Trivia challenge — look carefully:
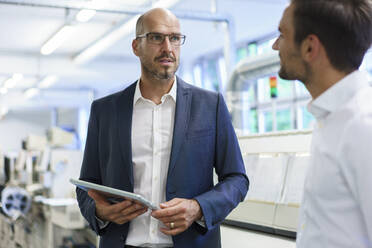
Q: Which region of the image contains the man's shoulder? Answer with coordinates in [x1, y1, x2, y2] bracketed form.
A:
[354, 86, 372, 113]
[92, 81, 136, 107]
[342, 86, 372, 132]
[178, 78, 219, 99]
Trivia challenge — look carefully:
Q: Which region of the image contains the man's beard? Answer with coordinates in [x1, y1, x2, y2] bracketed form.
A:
[278, 53, 296, 80]
[277, 53, 309, 84]
[278, 66, 294, 80]
[144, 64, 177, 80]
[143, 54, 179, 80]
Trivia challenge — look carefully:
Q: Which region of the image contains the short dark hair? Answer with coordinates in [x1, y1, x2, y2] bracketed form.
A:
[291, 0, 372, 72]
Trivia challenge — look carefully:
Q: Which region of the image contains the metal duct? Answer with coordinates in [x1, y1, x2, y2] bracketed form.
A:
[225, 51, 280, 133]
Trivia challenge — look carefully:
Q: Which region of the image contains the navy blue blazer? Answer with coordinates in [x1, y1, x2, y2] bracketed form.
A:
[77, 77, 249, 248]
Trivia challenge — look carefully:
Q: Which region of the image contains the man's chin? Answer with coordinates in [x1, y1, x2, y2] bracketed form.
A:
[144, 63, 177, 80]
[156, 71, 175, 80]
[278, 68, 295, 81]
[160, 68, 177, 79]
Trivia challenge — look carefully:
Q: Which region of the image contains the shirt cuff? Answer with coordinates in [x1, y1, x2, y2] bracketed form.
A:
[95, 215, 109, 229]
[195, 215, 206, 228]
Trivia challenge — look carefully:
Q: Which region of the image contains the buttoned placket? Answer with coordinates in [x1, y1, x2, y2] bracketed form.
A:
[150, 98, 167, 241]
[126, 80, 176, 247]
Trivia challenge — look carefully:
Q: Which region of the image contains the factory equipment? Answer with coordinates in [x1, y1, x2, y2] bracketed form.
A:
[47, 127, 75, 148]
[24, 134, 48, 151]
[1, 186, 31, 220]
[0, 128, 94, 248]
[0, 149, 5, 185]
[225, 51, 280, 134]
[221, 50, 313, 238]
[224, 130, 312, 238]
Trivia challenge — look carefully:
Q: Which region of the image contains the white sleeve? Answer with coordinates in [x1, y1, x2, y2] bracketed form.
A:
[342, 116, 372, 240]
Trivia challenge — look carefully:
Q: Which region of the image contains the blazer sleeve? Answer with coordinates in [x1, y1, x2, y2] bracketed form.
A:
[194, 93, 249, 231]
[76, 101, 107, 235]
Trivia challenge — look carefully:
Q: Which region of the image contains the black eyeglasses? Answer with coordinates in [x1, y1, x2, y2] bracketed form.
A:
[136, 32, 186, 46]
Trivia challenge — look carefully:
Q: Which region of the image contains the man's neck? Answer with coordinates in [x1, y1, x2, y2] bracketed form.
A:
[305, 65, 351, 99]
[139, 75, 175, 105]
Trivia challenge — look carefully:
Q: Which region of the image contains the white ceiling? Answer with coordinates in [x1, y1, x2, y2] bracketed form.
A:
[0, 0, 288, 110]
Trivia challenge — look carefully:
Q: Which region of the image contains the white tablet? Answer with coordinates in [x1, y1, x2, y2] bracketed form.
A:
[70, 178, 158, 210]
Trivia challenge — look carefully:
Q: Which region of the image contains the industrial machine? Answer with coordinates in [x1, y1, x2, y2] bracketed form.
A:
[223, 52, 312, 238]
[0, 127, 95, 248]
[224, 130, 311, 238]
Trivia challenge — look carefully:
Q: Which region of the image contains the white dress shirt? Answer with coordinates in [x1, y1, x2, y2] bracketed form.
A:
[125, 79, 176, 247]
[297, 71, 372, 248]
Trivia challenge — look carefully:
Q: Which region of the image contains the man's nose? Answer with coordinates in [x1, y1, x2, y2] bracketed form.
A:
[272, 37, 279, 51]
[161, 36, 173, 52]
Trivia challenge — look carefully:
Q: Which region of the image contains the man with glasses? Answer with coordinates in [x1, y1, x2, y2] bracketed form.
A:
[77, 8, 248, 248]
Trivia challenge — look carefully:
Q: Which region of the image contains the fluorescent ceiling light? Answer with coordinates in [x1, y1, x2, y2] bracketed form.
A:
[76, 9, 97, 22]
[74, 16, 139, 65]
[3, 73, 23, 89]
[0, 87, 8, 95]
[73, 0, 181, 65]
[152, 0, 180, 7]
[3, 78, 13, 88]
[24, 88, 40, 99]
[0, 106, 9, 116]
[12, 73, 23, 81]
[38, 75, 58, 89]
[41, 25, 76, 55]
[119, 0, 149, 6]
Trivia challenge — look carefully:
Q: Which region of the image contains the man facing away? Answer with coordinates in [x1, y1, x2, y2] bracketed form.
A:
[272, 0, 372, 247]
[76, 7, 249, 248]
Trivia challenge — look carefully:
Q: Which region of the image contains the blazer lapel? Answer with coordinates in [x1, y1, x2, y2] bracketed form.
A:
[168, 77, 191, 178]
[115, 82, 136, 190]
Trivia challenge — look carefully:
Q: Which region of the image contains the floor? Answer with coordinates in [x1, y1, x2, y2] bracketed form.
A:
[221, 225, 296, 248]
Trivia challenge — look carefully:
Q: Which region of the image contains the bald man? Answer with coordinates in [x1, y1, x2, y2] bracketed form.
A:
[76, 8, 248, 248]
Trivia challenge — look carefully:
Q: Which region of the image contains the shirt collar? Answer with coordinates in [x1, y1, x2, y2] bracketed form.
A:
[308, 70, 370, 120]
[133, 77, 177, 105]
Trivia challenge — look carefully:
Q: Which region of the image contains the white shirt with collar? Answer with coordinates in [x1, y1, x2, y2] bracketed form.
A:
[125, 78, 177, 247]
[296, 71, 372, 248]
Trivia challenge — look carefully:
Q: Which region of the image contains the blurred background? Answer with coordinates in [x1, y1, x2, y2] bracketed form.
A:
[0, 1, 371, 247]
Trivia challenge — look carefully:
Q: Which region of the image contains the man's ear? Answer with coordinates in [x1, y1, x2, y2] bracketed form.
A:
[301, 34, 320, 62]
[132, 39, 140, 56]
